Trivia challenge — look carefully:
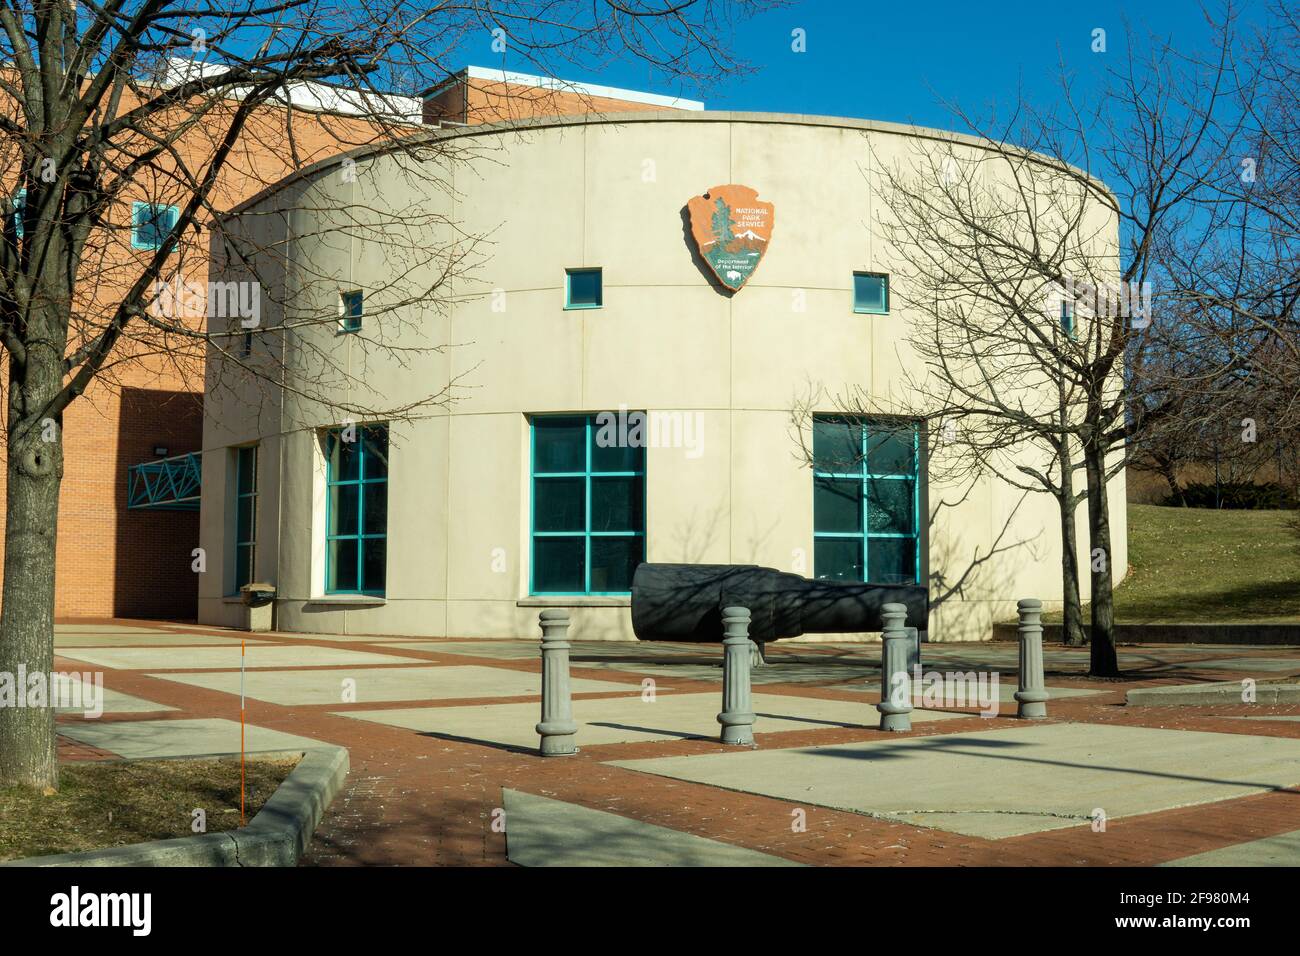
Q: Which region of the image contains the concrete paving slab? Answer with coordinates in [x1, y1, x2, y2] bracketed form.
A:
[1161, 829, 1300, 866]
[503, 789, 802, 866]
[390, 641, 541, 659]
[1127, 682, 1300, 706]
[610, 722, 1300, 840]
[1169, 658, 1300, 673]
[53, 645, 425, 671]
[55, 624, 169, 634]
[336, 691, 961, 749]
[830, 679, 1105, 703]
[581, 660, 883, 686]
[54, 632, 268, 647]
[1225, 715, 1300, 722]
[261, 632, 415, 643]
[55, 717, 324, 759]
[394, 641, 717, 661]
[150, 665, 640, 705]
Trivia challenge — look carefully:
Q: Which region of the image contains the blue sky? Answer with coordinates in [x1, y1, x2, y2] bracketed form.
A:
[486, 0, 1251, 134]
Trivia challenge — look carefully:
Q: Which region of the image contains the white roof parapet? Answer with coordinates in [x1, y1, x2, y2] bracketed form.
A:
[460, 65, 704, 111]
[161, 57, 425, 123]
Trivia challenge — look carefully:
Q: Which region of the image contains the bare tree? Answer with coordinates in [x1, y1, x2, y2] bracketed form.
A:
[806, 11, 1278, 677]
[0, 0, 779, 790]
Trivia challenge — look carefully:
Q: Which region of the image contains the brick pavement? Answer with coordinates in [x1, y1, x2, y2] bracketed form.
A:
[47, 621, 1300, 866]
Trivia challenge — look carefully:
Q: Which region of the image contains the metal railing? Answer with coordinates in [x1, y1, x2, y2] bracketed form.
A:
[126, 452, 201, 510]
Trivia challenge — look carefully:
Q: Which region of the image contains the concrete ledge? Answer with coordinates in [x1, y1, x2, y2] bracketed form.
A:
[992, 622, 1300, 646]
[3, 745, 348, 867]
[1126, 682, 1300, 706]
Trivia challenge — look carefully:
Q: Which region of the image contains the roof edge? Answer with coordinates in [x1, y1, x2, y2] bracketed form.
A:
[220, 110, 1118, 221]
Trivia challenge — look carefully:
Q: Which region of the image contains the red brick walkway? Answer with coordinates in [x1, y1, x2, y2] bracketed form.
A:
[52, 623, 1300, 866]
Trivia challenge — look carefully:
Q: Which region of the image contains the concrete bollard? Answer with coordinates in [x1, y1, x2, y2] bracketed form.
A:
[718, 607, 756, 746]
[1014, 598, 1049, 719]
[877, 603, 913, 732]
[536, 609, 578, 755]
[749, 639, 766, 668]
[905, 625, 921, 674]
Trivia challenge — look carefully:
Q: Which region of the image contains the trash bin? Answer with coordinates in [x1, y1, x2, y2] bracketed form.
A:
[239, 583, 276, 633]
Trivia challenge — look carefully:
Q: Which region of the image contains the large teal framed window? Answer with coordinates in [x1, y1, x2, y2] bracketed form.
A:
[813, 416, 921, 585]
[325, 425, 388, 595]
[233, 446, 258, 593]
[530, 415, 643, 594]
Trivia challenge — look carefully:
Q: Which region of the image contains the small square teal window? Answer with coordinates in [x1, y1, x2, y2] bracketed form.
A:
[565, 268, 602, 309]
[133, 202, 178, 250]
[11, 188, 25, 238]
[340, 290, 363, 332]
[1060, 300, 1076, 338]
[853, 272, 889, 314]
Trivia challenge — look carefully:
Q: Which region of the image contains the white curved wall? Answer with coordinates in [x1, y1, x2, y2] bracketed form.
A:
[198, 113, 1126, 641]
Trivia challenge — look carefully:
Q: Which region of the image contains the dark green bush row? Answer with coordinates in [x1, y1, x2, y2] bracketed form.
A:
[1165, 482, 1299, 509]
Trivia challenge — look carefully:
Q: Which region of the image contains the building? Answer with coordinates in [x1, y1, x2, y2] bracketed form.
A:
[5, 64, 683, 621]
[196, 110, 1128, 642]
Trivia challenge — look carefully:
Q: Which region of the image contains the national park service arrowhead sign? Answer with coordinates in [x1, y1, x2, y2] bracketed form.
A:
[687, 184, 774, 292]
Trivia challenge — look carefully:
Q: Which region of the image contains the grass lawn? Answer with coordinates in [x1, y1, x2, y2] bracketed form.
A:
[1102, 504, 1300, 623]
[0, 755, 297, 862]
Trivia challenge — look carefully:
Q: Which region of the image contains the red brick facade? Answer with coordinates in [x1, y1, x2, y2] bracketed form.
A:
[8, 69, 693, 621]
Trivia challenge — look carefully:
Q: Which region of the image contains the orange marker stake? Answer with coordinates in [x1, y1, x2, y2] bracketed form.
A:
[240, 640, 246, 826]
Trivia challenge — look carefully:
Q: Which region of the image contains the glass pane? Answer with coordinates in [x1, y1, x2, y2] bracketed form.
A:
[866, 479, 914, 534]
[236, 493, 255, 544]
[329, 433, 361, 481]
[343, 291, 363, 319]
[534, 536, 585, 592]
[590, 537, 642, 593]
[813, 418, 862, 473]
[866, 426, 915, 476]
[591, 413, 644, 473]
[362, 429, 388, 479]
[533, 417, 586, 473]
[567, 269, 602, 307]
[235, 544, 254, 591]
[330, 483, 359, 536]
[814, 477, 862, 533]
[329, 538, 359, 592]
[363, 482, 387, 535]
[868, 537, 916, 585]
[854, 273, 887, 312]
[237, 447, 256, 492]
[362, 537, 386, 593]
[591, 476, 643, 532]
[815, 537, 863, 582]
[534, 477, 585, 532]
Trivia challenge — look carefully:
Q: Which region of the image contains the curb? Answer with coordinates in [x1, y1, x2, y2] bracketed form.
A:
[1125, 682, 1300, 706]
[992, 622, 1300, 645]
[3, 745, 348, 867]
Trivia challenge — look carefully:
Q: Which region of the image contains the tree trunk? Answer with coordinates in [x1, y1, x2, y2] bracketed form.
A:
[1159, 457, 1185, 506]
[1083, 441, 1120, 677]
[0, 400, 64, 790]
[1057, 441, 1086, 647]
